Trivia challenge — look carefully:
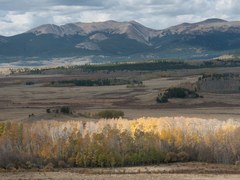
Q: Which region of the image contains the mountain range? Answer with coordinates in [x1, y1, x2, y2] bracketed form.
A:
[1, 18, 240, 63]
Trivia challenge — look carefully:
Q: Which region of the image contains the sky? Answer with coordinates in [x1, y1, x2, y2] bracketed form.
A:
[0, 0, 240, 36]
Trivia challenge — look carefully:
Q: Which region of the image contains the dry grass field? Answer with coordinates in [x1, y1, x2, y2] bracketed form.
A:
[1, 163, 240, 180]
[0, 67, 240, 121]
[0, 66, 240, 179]
[1, 173, 240, 180]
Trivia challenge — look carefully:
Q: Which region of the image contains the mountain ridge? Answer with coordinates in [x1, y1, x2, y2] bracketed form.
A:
[27, 20, 159, 45]
[23, 18, 240, 37]
[1, 18, 240, 61]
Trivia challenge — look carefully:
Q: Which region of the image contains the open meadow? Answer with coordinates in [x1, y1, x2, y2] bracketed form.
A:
[0, 61, 240, 179]
[0, 64, 240, 121]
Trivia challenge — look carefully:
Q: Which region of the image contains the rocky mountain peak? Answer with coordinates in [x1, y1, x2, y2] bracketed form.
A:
[197, 18, 228, 24]
[27, 20, 158, 45]
[164, 18, 240, 35]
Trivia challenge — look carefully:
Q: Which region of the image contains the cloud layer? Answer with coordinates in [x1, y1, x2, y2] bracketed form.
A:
[0, 0, 240, 36]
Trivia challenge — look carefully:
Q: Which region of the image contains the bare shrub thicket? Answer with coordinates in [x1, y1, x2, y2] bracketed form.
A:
[0, 117, 240, 169]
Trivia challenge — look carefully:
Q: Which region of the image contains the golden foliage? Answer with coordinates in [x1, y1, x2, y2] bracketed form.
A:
[0, 116, 240, 168]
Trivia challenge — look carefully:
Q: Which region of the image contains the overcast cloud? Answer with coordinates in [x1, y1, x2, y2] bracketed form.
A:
[0, 0, 240, 36]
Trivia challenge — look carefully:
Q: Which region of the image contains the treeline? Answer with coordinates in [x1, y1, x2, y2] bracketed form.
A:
[9, 59, 240, 75]
[50, 79, 142, 87]
[70, 59, 240, 72]
[9, 61, 195, 75]
[199, 73, 239, 81]
[0, 117, 240, 170]
[80, 61, 196, 72]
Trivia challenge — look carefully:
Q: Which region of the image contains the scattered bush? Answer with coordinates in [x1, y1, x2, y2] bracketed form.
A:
[164, 152, 190, 163]
[44, 162, 54, 171]
[235, 161, 240, 166]
[98, 110, 124, 119]
[177, 151, 190, 162]
[26, 81, 35, 85]
[156, 93, 168, 103]
[58, 160, 67, 168]
[6, 163, 15, 171]
[60, 106, 72, 114]
[28, 113, 35, 118]
[157, 87, 200, 103]
[0, 123, 5, 136]
[26, 161, 33, 169]
[165, 152, 178, 163]
[126, 80, 144, 88]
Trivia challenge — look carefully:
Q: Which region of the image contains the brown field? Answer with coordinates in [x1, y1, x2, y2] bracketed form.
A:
[0, 66, 240, 122]
[1, 163, 240, 180]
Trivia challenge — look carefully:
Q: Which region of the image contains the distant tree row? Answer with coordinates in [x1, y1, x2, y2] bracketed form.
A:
[50, 79, 142, 87]
[9, 59, 240, 75]
[81, 61, 195, 72]
[199, 73, 239, 81]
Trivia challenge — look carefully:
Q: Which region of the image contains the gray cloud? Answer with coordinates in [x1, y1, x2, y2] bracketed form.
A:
[0, 0, 240, 36]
